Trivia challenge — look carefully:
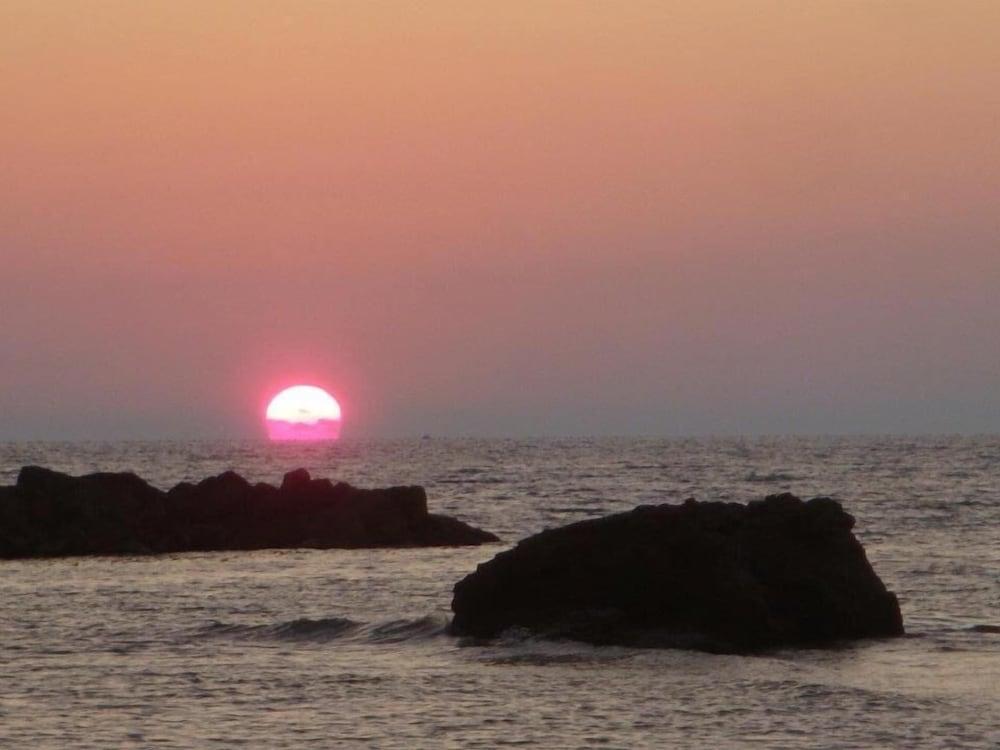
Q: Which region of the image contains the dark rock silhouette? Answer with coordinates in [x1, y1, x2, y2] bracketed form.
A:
[451, 493, 903, 652]
[0, 466, 497, 558]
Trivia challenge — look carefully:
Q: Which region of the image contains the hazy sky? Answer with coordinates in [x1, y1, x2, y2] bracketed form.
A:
[2, 1, 999, 439]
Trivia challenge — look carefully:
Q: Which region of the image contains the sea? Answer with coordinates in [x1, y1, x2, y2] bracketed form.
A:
[1, 437, 997, 749]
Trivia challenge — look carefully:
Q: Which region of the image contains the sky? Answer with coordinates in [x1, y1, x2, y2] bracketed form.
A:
[2, 1, 999, 439]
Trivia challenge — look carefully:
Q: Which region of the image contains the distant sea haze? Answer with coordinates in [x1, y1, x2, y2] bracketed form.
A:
[1, 436, 997, 748]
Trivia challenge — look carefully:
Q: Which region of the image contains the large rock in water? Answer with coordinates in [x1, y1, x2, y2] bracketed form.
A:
[451, 494, 903, 652]
[0, 466, 497, 558]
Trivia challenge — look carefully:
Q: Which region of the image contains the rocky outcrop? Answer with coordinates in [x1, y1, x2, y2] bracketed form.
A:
[451, 493, 903, 652]
[0, 466, 497, 558]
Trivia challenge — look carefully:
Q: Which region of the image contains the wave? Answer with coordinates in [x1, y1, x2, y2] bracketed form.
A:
[968, 624, 1000, 634]
[545, 506, 601, 515]
[465, 627, 638, 666]
[195, 615, 1000, 652]
[365, 615, 446, 643]
[199, 616, 359, 641]
[436, 477, 505, 485]
[196, 613, 448, 644]
[745, 470, 802, 483]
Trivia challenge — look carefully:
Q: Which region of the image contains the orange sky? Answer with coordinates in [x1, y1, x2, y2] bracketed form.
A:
[2, 1, 999, 437]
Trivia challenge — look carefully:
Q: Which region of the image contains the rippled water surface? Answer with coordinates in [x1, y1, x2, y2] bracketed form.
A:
[1, 437, 998, 748]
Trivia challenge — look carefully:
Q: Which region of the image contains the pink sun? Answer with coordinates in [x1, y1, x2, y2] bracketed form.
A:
[265, 385, 342, 441]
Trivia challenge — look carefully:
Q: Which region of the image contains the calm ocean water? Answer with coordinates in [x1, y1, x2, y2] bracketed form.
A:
[1, 437, 998, 749]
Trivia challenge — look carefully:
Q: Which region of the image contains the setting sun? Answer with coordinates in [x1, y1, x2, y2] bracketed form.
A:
[265, 385, 342, 441]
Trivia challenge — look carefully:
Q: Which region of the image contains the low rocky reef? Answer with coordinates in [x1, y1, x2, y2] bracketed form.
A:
[452, 493, 903, 652]
[0, 466, 498, 558]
